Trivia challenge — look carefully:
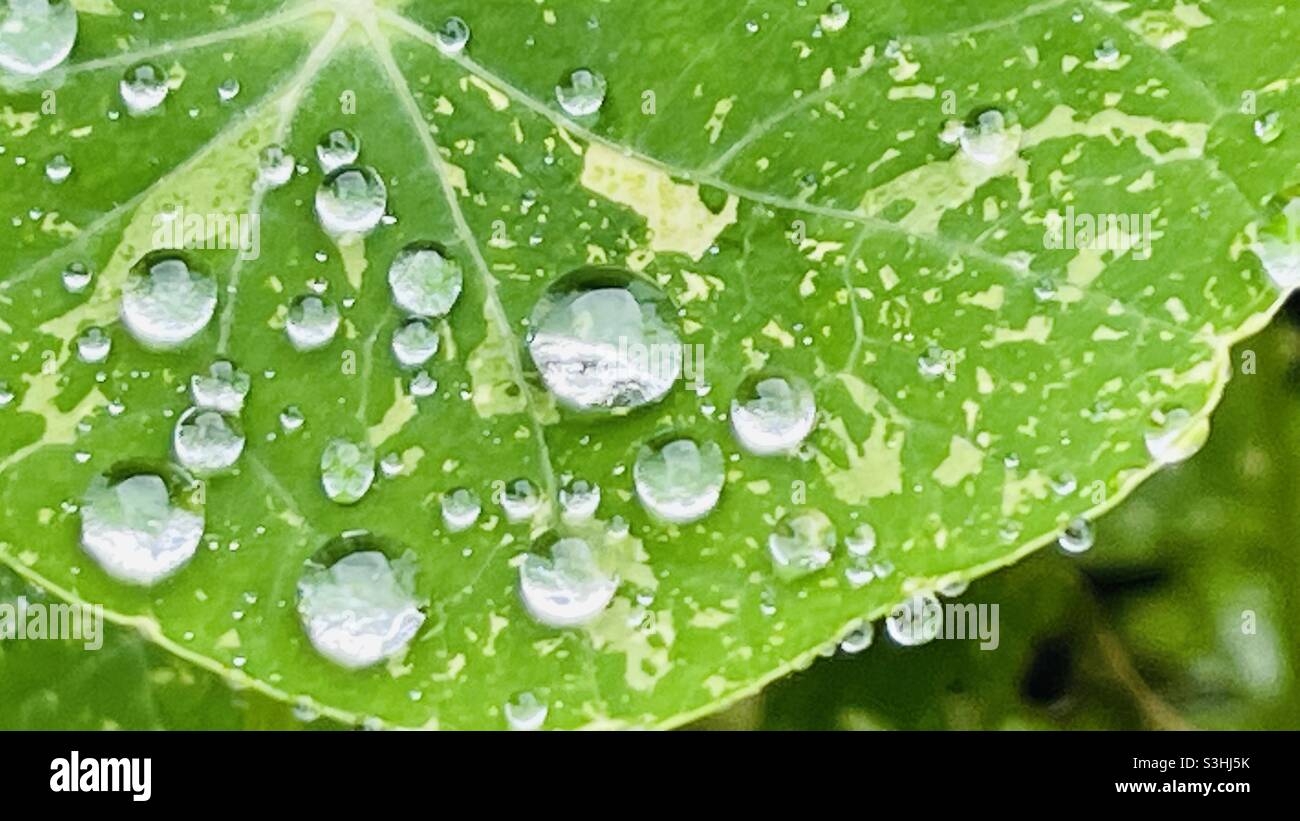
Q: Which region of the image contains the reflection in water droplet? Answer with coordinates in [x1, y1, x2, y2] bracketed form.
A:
[316, 128, 360, 173]
[1057, 517, 1094, 554]
[527, 268, 681, 412]
[296, 538, 424, 669]
[501, 478, 541, 522]
[555, 68, 607, 116]
[191, 360, 250, 414]
[559, 478, 600, 521]
[768, 509, 835, 579]
[633, 438, 724, 524]
[315, 164, 387, 235]
[435, 16, 470, 54]
[285, 294, 340, 351]
[1254, 188, 1300, 290]
[1254, 111, 1282, 145]
[885, 592, 942, 646]
[257, 145, 295, 189]
[730, 373, 816, 454]
[79, 472, 204, 585]
[388, 242, 463, 317]
[61, 261, 92, 293]
[518, 536, 617, 627]
[320, 438, 376, 505]
[959, 109, 1019, 166]
[504, 691, 547, 730]
[120, 253, 217, 349]
[173, 407, 244, 474]
[0, 0, 78, 76]
[75, 326, 111, 363]
[217, 77, 240, 101]
[391, 316, 439, 367]
[1144, 407, 1208, 466]
[441, 487, 481, 532]
[120, 61, 168, 114]
[279, 405, 304, 433]
[45, 153, 71, 183]
[1093, 38, 1120, 63]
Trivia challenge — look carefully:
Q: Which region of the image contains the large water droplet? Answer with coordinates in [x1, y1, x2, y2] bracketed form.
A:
[120, 253, 217, 349]
[435, 16, 470, 53]
[191, 360, 250, 414]
[120, 61, 168, 114]
[555, 68, 607, 116]
[1254, 188, 1300, 289]
[1144, 407, 1208, 465]
[388, 242, 463, 317]
[0, 0, 77, 76]
[885, 592, 942, 646]
[959, 108, 1019, 166]
[768, 509, 835, 579]
[633, 437, 724, 524]
[316, 128, 359, 173]
[527, 267, 681, 412]
[285, 294, 340, 351]
[79, 471, 204, 585]
[730, 373, 816, 455]
[441, 487, 481, 532]
[296, 536, 425, 669]
[391, 316, 440, 367]
[173, 407, 244, 474]
[320, 438, 375, 505]
[518, 535, 618, 627]
[315, 164, 386, 236]
[504, 691, 547, 730]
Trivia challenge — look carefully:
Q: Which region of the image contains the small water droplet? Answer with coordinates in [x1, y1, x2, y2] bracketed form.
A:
[820, 2, 850, 32]
[279, 405, 304, 433]
[285, 294, 340, 351]
[1049, 471, 1077, 496]
[435, 16, 470, 53]
[316, 128, 360, 173]
[388, 241, 463, 317]
[75, 326, 111, 363]
[1143, 407, 1208, 465]
[730, 372, 816, 455]
[1057, 517, 1094, 554]
[120, 253, 217, 349]
[61, 261, 92, 293]
[0, 0, 78, 76]
[959, 108, 1019, 166]
[441, 487, 481, 532]
[44, 153, 71, 183]
[1253, 111, 1282, 145]
[633, 437, 724, 524]
[504, 691, 547, 730]
[191, 360, 250, 414]
[1254, 188, 1300, 289]
[315, 164, 387, 236]
[79, 471, 204, 585]
[769, 509, 835, 579]
[173, 407, 245, 474]
[555, 67, 607, 116]
[408, 370, 438, 397]
[217, 77, 240, 101]
[120, 61, 168, 114]
[885, 592, 942, 646]
[501, 478, 541, 522]
[320, 438, 376, 505]
[391, 316, 440, 367]
[1093, 38, 1120, 64]
[257, 145, 294, 189]
[917, 343, 952, 380]
[845, 523, 876, 557]
[559, 478, 600, 521]
[518, 535, 618, 627]
[839, 622, 873, 654]
[0, 381, 15, 408]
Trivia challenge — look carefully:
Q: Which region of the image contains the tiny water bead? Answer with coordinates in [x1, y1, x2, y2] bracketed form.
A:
[1254, 111, 1283, 145]
[61, 261, 92, 293]
[959, 108, 1019, 167]
[321, 439, 376, 505]
[0, 0, 78, 76]
[434, 16, 470, 54]
[845, 523, 877, 557]
[285, 294, 340, 351]
[120, 253, 217, 349]
[75, 326, 111, 363]
[315, 164, 387, 235]
[504, 691, 547, 731]
[768, 509, 835, 580]
[408, 370, 437, 398]
[633, 437, 724, 524]
[191, 360, 250, 414]
[559, 478, 600, 520]
[79, 472, 204, 585]
[820, 2, 850, 32]
[1144, 407, 1209, 466]
[730, 373, 816, 455]
[885, 592, 942, 647]
[296, 540, 425, 669]
[501, 478, 541, 522]
[257, 145, 295, 189]
[527, 268, 682, 412]
[1057, 517, 1094, 554]
[555, 67, 607, 116]
[1254, 188, 1300, 290]
[44, 153, 71, 183]
[279, 405, 305, 433]
[173, 407, 244, 474]
[391, 316, 440, 367]
[120, 61, 168, 114]
[387, 242, 463, 318]
[518, 535, 618, 627]
[316, 128, 360, 173]
[839, 623, 873, 654]
[441, 487, 481, 532]
[216, 77, 240, 102]
[1093, 38, 1120, 63]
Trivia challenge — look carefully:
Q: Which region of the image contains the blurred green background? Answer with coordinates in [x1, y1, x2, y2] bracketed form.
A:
[4, 315, 1299, 731]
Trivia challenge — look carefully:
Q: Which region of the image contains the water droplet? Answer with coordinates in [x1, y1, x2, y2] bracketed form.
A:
[1144, 407, 1208, 465]
[0, 0, 77, 76]
[257, 145, 294, 189]
[730, 373, 816, 455]
[44, 153, 71, 183]
[839, 622, 873, 654]
[937, 576, 969, 597]
[408, 370, 438, 398]
[173, 407, 244, 474]
[1057, 517, 1094, 554]
[820, 2, 850, 32]
[79, 471, 204, 585]
[768, 509, 835, 579]
[435, 16, 470, 53]
[391, 316, 440, 367]
[959, 108, 1019, 166]
[441, 487, 481, 532]
[504, 691, 547, 730]
[633, 437, 724, 524]
[555, 67, 607, 116]
[885, 592, 942, 646]
[518, 535, 617, 627]
[217, 77, 240, 101]
[75, 326, 111, 363]
[120, 61, 168, 114]
[315, 164, 386, 236]
[285, 294, 340, 351]
[1254, 188, 1300, 289]
[845, 523, 876, 557]
[191, 360, 250, 414]
[917, 343, 952, 380]
[1254, 111, 1282, 145]
[296, 536, 424, 669]
[559, 478, 600, 521]
[527, 267, 681, 412]
[120, 253, 217, 349]
[320, 438, 375, 505]
[0, 381, 14, 407]
[1049, 471, 1077, 496]
[61, 261, 92, 293]
[387, 241, 463, 317]
[316, 128, 360, 173]
[501, 478, 541, 522]
[279, 405, 304, 433]
[1093, 38, 1120, 63]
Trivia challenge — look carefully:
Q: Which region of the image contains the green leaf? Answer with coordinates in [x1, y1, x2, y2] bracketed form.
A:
[1, 0, 1297, 729]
